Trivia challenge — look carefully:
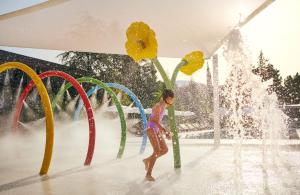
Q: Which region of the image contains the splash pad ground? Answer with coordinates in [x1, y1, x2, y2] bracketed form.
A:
[1, 134, 299, 195]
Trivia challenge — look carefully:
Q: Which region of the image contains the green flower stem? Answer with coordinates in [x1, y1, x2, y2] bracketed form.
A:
[169, 60, 187, 169]
[171, 60, 188, 86]
[152, 58, 181, 169]
[152, 58, 172, 89]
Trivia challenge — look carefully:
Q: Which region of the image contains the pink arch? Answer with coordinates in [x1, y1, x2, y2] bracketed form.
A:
[12, 71, 96, 166]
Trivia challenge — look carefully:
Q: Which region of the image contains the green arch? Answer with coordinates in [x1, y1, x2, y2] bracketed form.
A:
[52, 77, 127, 158]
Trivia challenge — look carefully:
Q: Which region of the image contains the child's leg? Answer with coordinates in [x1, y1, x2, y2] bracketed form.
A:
[157, 133, 168, 158]
[144, 128, 161, 177]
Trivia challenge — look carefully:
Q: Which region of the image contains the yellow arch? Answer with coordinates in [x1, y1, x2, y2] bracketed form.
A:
[0, 62, 54, 175]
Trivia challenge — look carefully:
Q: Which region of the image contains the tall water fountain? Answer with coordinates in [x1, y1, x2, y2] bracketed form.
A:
[221, 29, 289, 170]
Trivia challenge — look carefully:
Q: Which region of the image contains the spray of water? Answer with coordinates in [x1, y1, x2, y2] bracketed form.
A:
[23, 101, 36, 121]
[28, 88, 38, 103]
[90, 92, 100, 110]
[0, 107, 124, 181]
[65, 90, 72, 102]
[14, 76, 24, 104]
[0, 89, 4, 109]
[4, 71, 10, 86]
[55, 81, 66, 107]
[65, 95, 80, 115]
[3, 71, 12, 106]
[46, 77, 53, 98]
[222, 29, 289, 173]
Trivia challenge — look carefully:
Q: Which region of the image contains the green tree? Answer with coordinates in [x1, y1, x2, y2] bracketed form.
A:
[252, 51, 284, 103]
[58, 52, 162, 107]
[283, 73, 300, 118]
[175, 79, 212, 126]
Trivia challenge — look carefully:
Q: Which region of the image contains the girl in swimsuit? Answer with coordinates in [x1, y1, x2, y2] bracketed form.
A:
[143, 89, 174, 181]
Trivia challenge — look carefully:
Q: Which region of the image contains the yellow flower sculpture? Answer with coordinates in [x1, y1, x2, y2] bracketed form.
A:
[180, 51, 205, 75]
[125, 22, 158, 62]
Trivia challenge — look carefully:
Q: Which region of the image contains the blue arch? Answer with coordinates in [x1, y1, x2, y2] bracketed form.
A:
[74, 83, 148, 154]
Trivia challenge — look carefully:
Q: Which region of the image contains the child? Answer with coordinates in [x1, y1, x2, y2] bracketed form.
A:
[143, 89, 174, 181]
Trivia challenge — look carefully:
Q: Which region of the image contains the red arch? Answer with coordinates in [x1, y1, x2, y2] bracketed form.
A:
[13, 71, 96, 166]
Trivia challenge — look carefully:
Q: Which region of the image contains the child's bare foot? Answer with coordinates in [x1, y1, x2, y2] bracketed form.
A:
[143, 159, 149, 171]
[145, 174, 155, 182]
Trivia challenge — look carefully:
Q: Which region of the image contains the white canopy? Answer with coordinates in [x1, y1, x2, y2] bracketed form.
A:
[0, 0, 274, 58]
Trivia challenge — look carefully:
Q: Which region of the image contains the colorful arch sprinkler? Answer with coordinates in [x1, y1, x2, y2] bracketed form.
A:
[54, 77, 127, 158]
[74, 83, 148, 154]
[13, 71, 96, 166]
[0, 62, 54, 175]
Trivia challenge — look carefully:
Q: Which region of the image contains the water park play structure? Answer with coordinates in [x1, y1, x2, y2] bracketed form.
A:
[12, 70, 96, 167]
[9, 68, 149, 174]
[2, 48, 204, 175]
[54, 77, 127, 159]
[0, 22, 204, 174]
[73, 83, 148, 154]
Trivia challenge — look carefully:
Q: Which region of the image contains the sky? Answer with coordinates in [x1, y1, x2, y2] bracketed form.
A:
[241, 0, 300, 81]
[0, 0, 299, 85]
[0, 0, 47, 15]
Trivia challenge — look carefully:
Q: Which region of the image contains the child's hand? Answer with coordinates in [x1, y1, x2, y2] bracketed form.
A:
[165, 131, 173, 140]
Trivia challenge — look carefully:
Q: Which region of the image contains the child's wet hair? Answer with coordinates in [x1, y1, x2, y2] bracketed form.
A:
[162, 89, 174, 101]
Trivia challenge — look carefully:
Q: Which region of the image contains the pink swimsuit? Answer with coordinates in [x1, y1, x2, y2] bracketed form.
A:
[148, 104, 165, 133]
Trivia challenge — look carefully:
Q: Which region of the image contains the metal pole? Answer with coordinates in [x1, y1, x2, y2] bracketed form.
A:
[213, 54, 220, 145]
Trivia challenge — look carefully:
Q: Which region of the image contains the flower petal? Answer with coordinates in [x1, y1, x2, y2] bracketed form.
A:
[180, 51, 205, 75]
[125, 22, 158, 62]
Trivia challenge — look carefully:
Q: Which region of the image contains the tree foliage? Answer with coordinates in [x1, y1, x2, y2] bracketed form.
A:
[252, 51, 284, 103]
[59, 52, 163, 108]
[283, 73, 300, 118]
